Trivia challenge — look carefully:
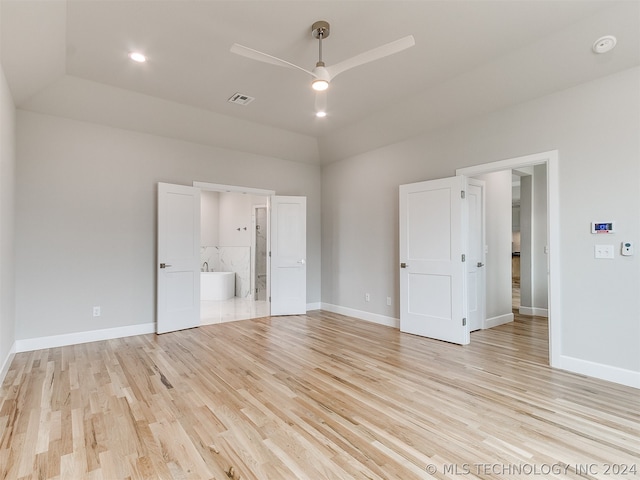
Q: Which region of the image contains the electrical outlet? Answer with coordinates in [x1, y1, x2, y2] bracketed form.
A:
[365, 293, 370, 302]
[386, 297, 392, 306]
[93, 306, 101, 317]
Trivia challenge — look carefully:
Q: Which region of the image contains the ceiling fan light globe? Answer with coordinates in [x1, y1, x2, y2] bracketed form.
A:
[312, 79, 329, 91]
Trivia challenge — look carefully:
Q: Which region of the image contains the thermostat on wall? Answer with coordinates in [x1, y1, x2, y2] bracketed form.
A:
[591, 221, 615, 234]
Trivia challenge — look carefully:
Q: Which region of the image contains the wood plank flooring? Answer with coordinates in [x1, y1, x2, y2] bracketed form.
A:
[1, 311, 638, 479]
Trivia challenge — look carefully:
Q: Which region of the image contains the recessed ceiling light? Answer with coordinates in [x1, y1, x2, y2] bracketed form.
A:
[316, 111, 327, 118]
[592, 35, 617, 54]
[128, 52, 147, 63]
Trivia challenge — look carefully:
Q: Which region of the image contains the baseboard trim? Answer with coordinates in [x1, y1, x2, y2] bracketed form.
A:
[558, 355, 639, 389]
[484, 313, 514, 329]
[306, 302, 321, 311]
[321, 303, 399, 328]
[15, 323, 156, 353]
[9, 316, 638, 390]
[519, 306, 549, 317]
[0, 342, 17, 386]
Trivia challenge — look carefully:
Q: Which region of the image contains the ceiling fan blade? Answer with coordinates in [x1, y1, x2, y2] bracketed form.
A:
[326, 35, 415, 80]
[230, 43, 315, 77]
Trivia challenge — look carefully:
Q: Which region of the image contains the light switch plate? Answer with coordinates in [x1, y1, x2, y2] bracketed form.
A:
[594, 245, 614, 259]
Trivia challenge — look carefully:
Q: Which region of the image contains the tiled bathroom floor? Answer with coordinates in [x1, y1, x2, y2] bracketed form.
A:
[201, 297, 270, 325]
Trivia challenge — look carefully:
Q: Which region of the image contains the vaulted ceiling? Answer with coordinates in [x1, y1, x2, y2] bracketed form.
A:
[2, 1, 639, 164]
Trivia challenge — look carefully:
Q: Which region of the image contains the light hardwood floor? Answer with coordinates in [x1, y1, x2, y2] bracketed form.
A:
[1, 311, 638, 479]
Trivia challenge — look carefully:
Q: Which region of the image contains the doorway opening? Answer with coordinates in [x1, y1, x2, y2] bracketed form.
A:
[512, 176, 522, 311]
[195, 182, 275, 325]
[511, 166, 548, 318]
[458, 150, 559, 367]
[158, 182, 307, 334]
[253, 205, 268, 302]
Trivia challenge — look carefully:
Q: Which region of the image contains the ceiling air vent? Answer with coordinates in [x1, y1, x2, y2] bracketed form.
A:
[228, 93, 255, 106]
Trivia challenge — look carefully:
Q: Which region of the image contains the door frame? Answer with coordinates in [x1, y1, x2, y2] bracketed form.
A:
[457, 150, 559, 367]
[466, 178, 486, 332]
[194, 182, 276, 198]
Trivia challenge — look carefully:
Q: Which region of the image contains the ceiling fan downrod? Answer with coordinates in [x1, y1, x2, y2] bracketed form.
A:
[312, 20, 330, 67]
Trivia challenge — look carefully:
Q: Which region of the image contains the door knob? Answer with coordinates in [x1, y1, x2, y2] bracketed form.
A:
[400, 262, 408, 268]
[159, 263, 172, 269]
[477, 262, 485, 267]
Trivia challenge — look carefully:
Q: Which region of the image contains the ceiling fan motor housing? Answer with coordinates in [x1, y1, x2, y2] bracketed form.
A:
[312, 20, 330, 39]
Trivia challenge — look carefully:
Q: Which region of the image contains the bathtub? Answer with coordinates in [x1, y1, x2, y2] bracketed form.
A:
[201, 272, 235, 301]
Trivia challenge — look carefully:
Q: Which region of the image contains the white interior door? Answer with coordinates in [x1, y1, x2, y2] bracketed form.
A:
[270, 196, 306, 315]
[157, 183, 201, 334]
[399, 176, 469, 344]
[466, 179, 486, 331]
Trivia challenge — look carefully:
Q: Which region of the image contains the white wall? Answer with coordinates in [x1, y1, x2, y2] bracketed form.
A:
[321, 67, 640, 382]
[202, 192, 268, 248]
[0, 63, 16, 379]
[519, 165, 549, 316]
[218, 193, 257, 247]
[21, 76, 320, 166]
[200, 190, 220, 247]
[15, 111, 321, 341]
[520, 175, 533, 309]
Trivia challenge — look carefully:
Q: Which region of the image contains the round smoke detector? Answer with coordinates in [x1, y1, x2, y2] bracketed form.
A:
[592, 35, 617, 54]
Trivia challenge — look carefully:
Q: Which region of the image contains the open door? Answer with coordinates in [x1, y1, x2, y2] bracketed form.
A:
[466, 178, 486, 331]
[399, 176, 469, 344]
[157, 183, 201, 333]
[270, 196, 306, 315]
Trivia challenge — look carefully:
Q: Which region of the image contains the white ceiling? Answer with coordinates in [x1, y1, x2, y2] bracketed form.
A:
[2, 1, 639, 163]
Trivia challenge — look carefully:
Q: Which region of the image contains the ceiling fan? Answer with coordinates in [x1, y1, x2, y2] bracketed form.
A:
[230, 21, 415, 116]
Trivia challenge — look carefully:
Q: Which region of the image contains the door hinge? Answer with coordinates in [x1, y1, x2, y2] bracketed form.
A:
[462, 318, 467, 326]
[461, 254, 466, 262]
[268, 251, 271, 257]
[269, 296, 271, 302]
[461, 190, 466, 199]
